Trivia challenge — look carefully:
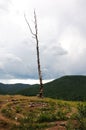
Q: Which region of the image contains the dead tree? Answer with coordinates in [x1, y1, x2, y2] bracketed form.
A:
[24, 11, 43, 98]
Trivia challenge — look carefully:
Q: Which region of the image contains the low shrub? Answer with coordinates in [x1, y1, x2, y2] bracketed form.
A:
[1, 108, 15, 119]
[38, 112, 57, 122]
[56, 110, 67, 120]
[76, 103, 86, 130]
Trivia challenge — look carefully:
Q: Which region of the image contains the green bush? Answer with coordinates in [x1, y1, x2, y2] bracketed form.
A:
[77, 104, 86, 117]
[38, 112, 57, 122]
[76, 103, 86, 130]
[1, 108, 15, 119]
[66, 120, 76, 130]
[15, 106, 22, 113]
[12, 123, 50, 130]
[56, 110, 67, 120]
[20, 112, 36, 123]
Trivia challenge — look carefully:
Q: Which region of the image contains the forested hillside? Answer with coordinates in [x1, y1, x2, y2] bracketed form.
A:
[18, 76, 86, 101]
[0, 83, 30, 94]
[0, 76, 86, 101]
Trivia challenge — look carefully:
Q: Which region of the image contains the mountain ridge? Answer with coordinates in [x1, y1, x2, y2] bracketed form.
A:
[0, 75, 86, 101]
[17, 75, 86, 101]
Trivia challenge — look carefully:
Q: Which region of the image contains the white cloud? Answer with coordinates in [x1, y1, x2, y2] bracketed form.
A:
[0, 0, 86, 83]
[1, 78, 54, 85]
[0, 0, 11, 13]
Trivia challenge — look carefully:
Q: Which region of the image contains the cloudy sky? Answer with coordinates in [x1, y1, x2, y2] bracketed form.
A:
[0, 0, 86, 84]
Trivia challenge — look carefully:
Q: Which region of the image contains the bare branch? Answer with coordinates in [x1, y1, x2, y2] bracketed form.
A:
[34, 10, 38, 35]
[24, 13, 36, 36]
[32, 36, 36, 39]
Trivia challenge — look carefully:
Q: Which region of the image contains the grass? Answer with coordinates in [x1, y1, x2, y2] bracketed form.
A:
[0, 95, 85, 130]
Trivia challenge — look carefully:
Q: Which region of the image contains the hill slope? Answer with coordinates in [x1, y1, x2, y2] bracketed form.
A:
[18, 76, 86, 101]
[0, 83, 30, 94]
[0, 75, 86, 101]
[0, 95, 85, 130]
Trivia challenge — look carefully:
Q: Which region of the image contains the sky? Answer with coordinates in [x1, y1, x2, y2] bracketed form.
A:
[0, 0, 86, 84]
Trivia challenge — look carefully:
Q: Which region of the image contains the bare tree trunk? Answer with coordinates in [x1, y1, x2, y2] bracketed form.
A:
[24, 11, 43, 98]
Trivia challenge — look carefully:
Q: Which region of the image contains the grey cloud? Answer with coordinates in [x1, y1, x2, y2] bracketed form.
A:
[39, 41, 68, 79]
[0, 0, 86, 81]
[69, 48, 86, 75]
[0, 47, 28, 79]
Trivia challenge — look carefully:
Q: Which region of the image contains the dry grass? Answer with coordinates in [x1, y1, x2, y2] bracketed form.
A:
[0, 95, 85, 130]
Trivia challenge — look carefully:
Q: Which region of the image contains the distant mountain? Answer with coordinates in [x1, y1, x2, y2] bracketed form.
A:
[0, 83, 31, 94]
[18, 76, 86, 101]
[0, 76, 86, 101]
